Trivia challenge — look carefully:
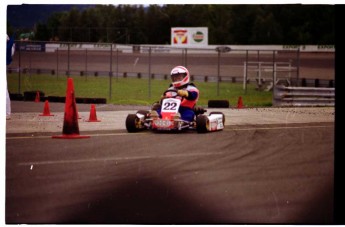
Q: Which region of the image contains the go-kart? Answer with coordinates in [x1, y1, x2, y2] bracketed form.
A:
[125, 89, 225, 133]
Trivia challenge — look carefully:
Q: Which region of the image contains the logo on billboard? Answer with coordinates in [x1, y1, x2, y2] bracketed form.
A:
[171, 27, 208, 46]
[192, 31, 204, 43]
[173, 29, 188, 44]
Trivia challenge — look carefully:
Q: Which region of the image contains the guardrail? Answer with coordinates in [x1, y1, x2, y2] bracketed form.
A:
[273, 85, 335, 107]
[243, 61, 297, 91]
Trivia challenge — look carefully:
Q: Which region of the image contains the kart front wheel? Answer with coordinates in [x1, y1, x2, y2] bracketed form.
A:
[126, 114, 143, 133]
[196, 114, 209, 133]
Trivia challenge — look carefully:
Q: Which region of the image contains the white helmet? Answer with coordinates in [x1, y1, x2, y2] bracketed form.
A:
[170, 66, 190, 88]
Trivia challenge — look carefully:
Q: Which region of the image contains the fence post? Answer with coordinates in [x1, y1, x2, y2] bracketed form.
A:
[243, 50, 248, 93]
[217, 50, 220, 96]
[116, 49, 119, 81]
[109, 44, 113, 100]
[29, 46, 32, 78]
[85, 48, 88, 81]
[243, 62, 245, 90]
[148, 47, 152, 99]
[67, 43, 70, 77]
[56, 48, 59, 79]
[272, 50, 276, 90]
[18, 41, 22, 94]
[258, 61, 262, 87]
[257, 50, 260, 86]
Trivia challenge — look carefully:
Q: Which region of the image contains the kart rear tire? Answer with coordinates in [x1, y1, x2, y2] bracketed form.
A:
[136, 110, 150, 118]
[126, 114, 142, 133]
[196, 115, 209, 133]
[137, 110, 149, 114]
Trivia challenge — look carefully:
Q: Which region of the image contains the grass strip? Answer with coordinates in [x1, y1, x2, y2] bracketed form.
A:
[7, 73, 273, 107]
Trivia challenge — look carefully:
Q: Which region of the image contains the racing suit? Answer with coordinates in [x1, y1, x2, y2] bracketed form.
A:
[158, 83, 199, 122]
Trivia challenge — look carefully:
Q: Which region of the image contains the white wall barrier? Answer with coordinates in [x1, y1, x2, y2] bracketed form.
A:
[44, 43, 335, 53]
[273, 85, 335, 107]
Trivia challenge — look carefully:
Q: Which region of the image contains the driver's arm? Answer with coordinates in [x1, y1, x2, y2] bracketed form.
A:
[177, 90, 189, 97]
[178, 90, 198, 100]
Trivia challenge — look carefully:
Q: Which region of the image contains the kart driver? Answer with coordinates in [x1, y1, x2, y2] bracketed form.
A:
[154, 66, 199, 122]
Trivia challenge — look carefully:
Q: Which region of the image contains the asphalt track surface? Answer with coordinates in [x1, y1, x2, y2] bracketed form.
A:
[5, 101, 335, 224]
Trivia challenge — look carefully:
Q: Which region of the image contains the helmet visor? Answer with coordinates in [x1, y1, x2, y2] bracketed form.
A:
[171, 73, 186, 82]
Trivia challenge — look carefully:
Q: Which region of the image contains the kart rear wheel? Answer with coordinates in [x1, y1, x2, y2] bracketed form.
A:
[137, 110, 150, 116]
[126, 114, 142, 133]
[196, 114, 209, 133]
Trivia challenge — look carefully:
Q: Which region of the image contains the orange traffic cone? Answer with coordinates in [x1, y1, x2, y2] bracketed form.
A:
[237, 96, 244, 109]
[39, 100, 54, 116]
[35, 91, 40, 102]
[86, 104, 101, 122]
[52, 78, 90, 139]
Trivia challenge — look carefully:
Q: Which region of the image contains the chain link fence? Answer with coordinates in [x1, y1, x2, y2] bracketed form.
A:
[7, 41, 334, 101]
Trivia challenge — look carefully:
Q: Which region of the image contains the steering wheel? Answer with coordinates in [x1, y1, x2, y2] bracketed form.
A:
[163, 89, 178, 98]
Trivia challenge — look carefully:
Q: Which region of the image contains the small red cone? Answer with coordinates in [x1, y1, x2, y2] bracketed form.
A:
[39, 100, 54, 116]
[86, 104, 101, 122]
[35, 91, 40, 102]
[52, 78, 90, 139]
[237, 96, 244, 109]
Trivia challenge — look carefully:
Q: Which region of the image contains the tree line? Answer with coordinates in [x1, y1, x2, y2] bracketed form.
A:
[8, 4, 335, 44]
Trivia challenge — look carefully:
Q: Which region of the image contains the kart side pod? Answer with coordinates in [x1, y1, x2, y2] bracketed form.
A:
[196, 112, 225, 133]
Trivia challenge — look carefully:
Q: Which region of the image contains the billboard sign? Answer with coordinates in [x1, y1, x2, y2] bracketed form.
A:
[171, 27, 208, 47]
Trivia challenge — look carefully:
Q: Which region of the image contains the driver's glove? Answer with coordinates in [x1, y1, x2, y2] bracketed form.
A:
[177, 90, 189, 97]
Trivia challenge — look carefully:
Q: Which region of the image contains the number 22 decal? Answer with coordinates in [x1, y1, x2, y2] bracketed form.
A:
[163, 101, 177, 110]
[161, 98, 181, 113]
